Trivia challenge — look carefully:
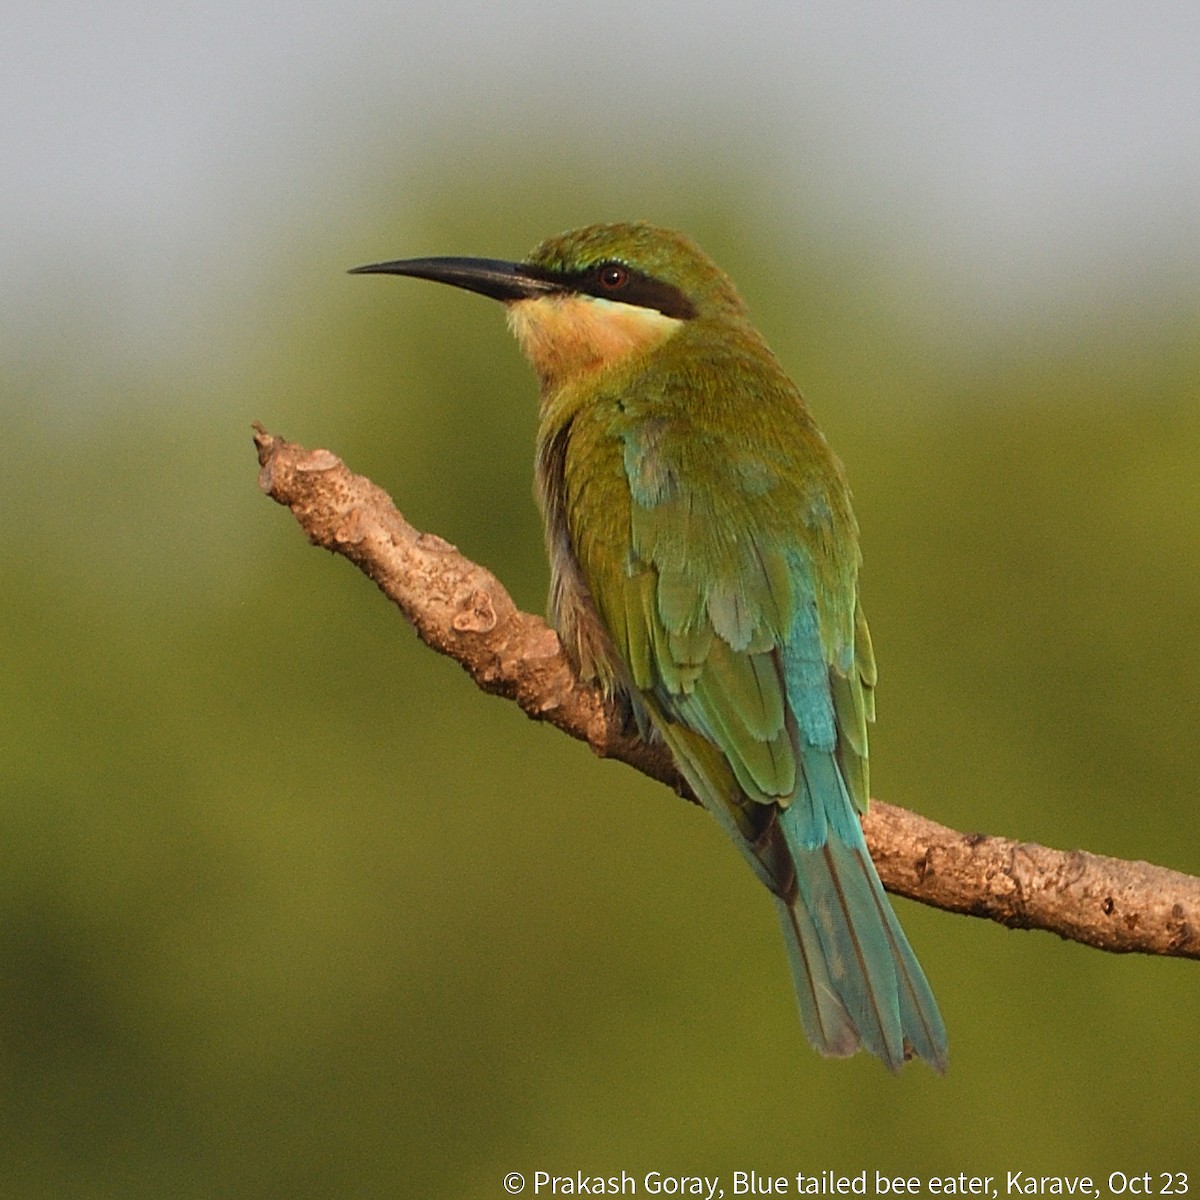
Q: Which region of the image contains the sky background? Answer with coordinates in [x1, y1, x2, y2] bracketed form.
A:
[3, 4, 1199, 1197]
[6, 2, 1200, 351]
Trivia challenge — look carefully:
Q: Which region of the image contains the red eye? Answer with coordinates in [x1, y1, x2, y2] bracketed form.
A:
[598, 263, 628, 290]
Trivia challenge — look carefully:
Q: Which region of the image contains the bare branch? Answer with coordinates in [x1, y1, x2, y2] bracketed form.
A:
[253, 425, 1200, 961]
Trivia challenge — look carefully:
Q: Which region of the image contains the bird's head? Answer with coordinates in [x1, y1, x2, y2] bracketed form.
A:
[350, 222, 748, 387]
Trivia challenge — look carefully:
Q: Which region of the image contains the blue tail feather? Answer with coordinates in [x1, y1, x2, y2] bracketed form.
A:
[653, 718, 946, 1071]
[778, 756, 947, 1072]
[772, 891, 861, 1058]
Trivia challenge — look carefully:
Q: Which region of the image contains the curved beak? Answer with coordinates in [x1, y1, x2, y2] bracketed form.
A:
[348, 256, 562, 304]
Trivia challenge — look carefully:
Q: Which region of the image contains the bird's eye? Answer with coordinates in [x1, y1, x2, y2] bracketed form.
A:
[597, 263, 629, 290]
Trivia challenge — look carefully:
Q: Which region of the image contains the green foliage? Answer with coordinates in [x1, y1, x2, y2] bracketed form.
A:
[1, 150, 1197, 1195]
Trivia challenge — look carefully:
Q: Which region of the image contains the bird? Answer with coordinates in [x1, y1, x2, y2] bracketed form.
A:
[351, 222, 947, 1072]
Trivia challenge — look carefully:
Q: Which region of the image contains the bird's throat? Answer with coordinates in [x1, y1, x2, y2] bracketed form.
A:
[507, 294, 683, 387]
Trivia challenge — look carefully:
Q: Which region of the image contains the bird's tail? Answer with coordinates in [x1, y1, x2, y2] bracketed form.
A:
[657, 720, 945, 1071]
[770, 749, 947, 1072]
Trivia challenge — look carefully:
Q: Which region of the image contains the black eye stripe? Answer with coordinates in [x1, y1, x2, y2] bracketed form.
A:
[517, 260, 698, 319]
[576, 261, 697, 319]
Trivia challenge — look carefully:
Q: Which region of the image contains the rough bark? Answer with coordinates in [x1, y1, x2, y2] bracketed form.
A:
[253, 424, 1200, 961]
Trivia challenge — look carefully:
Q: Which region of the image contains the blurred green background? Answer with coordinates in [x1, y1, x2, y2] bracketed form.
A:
[4, 4, 1199, 1197]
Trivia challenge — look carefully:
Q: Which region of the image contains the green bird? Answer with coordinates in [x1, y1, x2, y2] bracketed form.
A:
[352, 222, 947, 1071]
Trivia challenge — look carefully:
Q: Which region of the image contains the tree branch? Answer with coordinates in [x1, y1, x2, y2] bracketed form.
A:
[253, 424, 1200, 961]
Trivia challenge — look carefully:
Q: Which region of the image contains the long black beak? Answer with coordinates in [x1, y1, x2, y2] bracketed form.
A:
[348, 256, 562, 303]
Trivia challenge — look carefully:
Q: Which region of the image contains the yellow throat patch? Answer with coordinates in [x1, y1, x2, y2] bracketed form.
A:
[508, 294, 683, 386]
